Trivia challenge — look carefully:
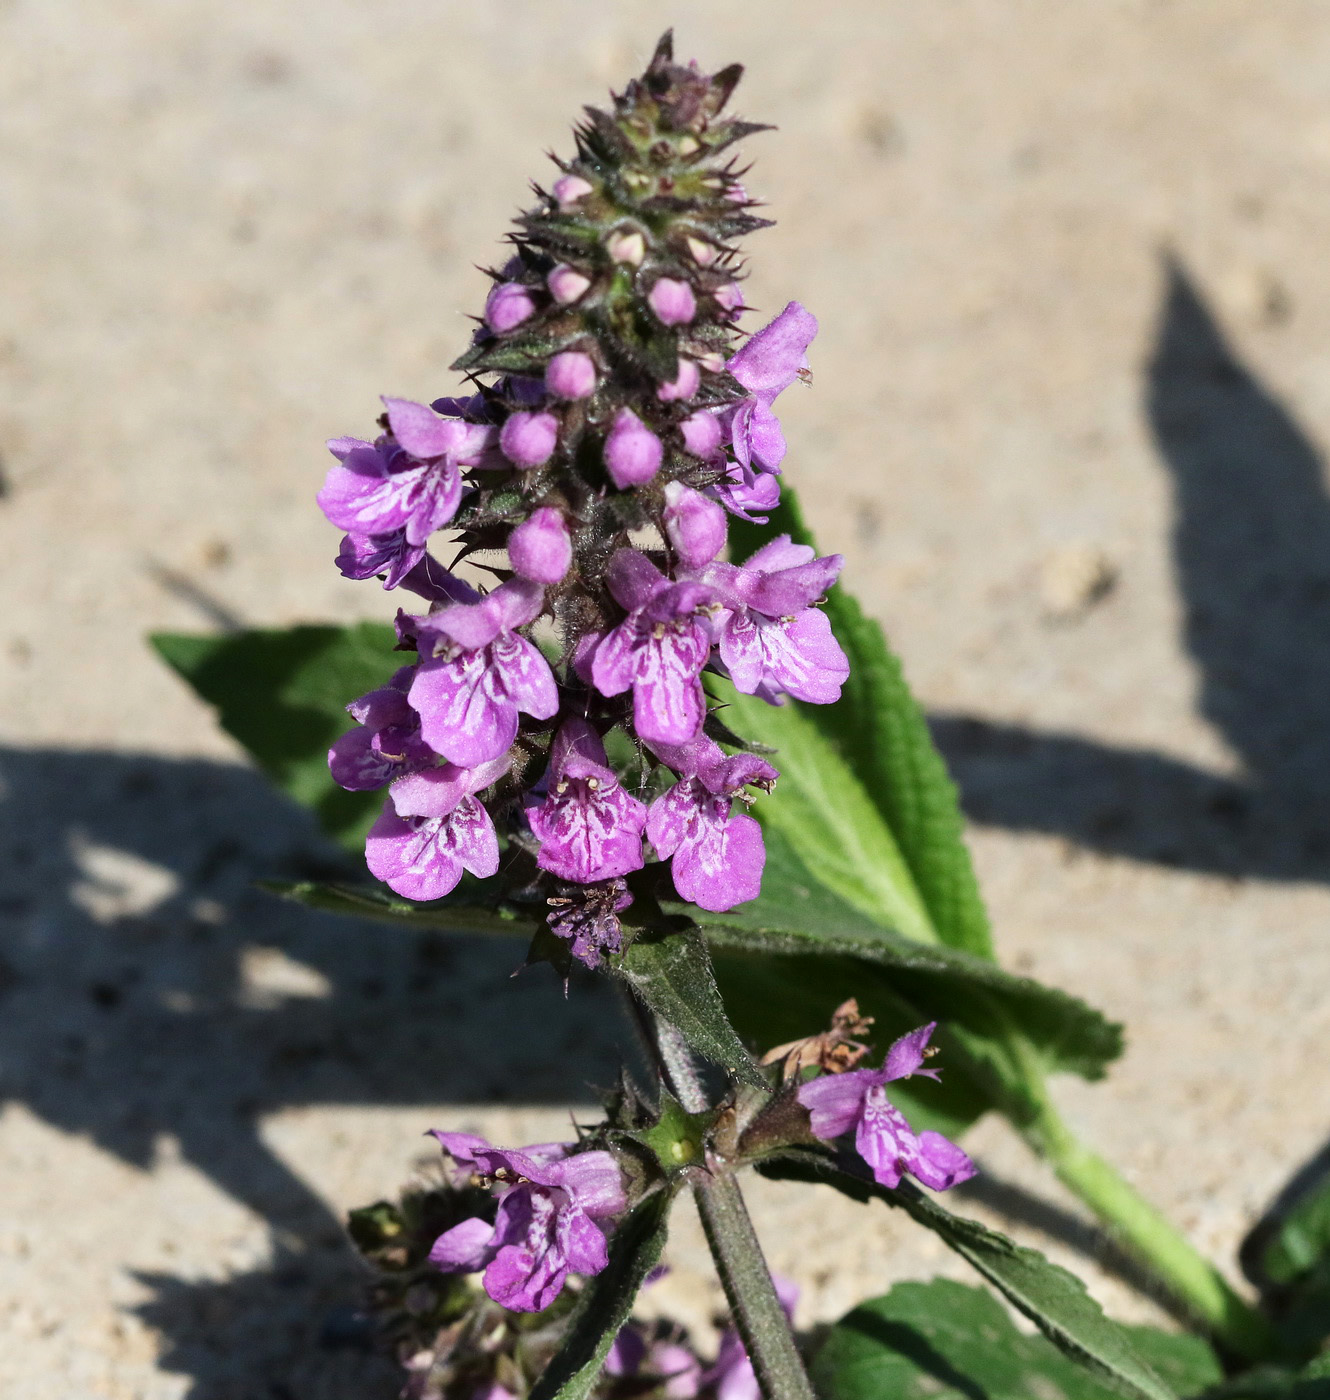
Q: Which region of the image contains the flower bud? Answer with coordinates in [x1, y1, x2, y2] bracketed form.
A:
[607, 230, 646, 266]
[553, 174, 593, 208]
[648, 278, 697, 327]
[604, 409, 662, 488]
[657, 358, 701, 403]
[546, 351, 597, 401]
[697, 351, 726, 373]
[681, 409, 722, 458]
[686, 236, 717, 266]
[484, 281, 536, 333]
[715, 283, 745, 318]
[548, 263, 592, 305]
[663, 481, 727, 568]
[500, 410, 559, 468]
[509, 507, 572, 583]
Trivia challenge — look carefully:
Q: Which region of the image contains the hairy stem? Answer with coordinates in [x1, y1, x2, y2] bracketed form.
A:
[694, 1170, 818, 1400]
[640, 1001, 815, 1400]
[1018, 1071, 1273, 1359]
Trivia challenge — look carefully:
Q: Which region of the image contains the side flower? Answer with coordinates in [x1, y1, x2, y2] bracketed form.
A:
[797, 1022, 977, 1192]
[428, 1132, 627, 1313]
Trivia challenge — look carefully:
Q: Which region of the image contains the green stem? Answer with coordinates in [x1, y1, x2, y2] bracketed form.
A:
[694, 1170, 817, 1400]
[1019, 1075, 1273, 1359]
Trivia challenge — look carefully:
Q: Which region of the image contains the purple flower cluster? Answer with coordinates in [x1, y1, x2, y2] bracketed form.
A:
[429, 1131, 626, 1313]
[318, 45, 850, 968]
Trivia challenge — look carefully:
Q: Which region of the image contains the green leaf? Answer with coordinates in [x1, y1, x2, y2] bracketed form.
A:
[697, 863, 1122, 1082]
[763, 1150, 1178, 1400]
[1202, 1358, 1330, 1400]
[812, 1279, 1217, 1400]
[703, 826, 1121, 1084]
[151, 624, 400, 847]
[617, 922, 767, 1089]
[260, 878, 540, 938]
[728, 488, 993, 958]
[528, 1191, 672, 1400]
[1262, 1175, 1330, 1287]
[708, 673, 938, 945]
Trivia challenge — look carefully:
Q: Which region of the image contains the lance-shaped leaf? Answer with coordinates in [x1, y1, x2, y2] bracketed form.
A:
[762, 1149, 1179, 1400]
[261, 877, 540, 937]
[693, 828, 1122, 1083]
[528, 1190, 673, 1400]
[151, 624, 399, 848]
[727, 488, 993, 958]
[811, 1279, 1222, 1400]
[617, 922, 767, 1090]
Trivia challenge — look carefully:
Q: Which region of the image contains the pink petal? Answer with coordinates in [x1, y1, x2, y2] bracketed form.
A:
[429, 1215, 497, 1271]
[383, 397, 464, 459]
[797, 1069, 873, 1141]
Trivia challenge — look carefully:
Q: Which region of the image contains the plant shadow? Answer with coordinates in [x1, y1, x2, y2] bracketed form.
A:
[0, 745, 629, 1397]
[931, 254, 1330, 883]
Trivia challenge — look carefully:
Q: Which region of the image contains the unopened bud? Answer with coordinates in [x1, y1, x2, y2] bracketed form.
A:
[607, 230, 646, 266]
[508, 506, 572, 583]
[715, 283, 745, 318]
[604, 408, 663, 488]
[663, 481, 727, 567]
[648, 278, 697, 327]
[552, 174, 593, 209]
[686, 236, 717, 266]
[657, 358, 701, 403]
[681, 409, 723, 458]
[546, 351, 597, 401]
[500, 410, 559, 468]
[484, 281, 536, 333]
[548, 263, 592, 305]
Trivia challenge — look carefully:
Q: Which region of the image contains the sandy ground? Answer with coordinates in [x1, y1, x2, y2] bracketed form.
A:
[5, 2, 1330, 1395]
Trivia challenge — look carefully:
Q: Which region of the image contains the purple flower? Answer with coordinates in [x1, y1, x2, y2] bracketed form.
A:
[680, 409, 724, 460]
[604, 408, 663, 488]
[335, 528, 425, 590]
[408, 578, 559, 767]
[648, 277, 697, 327]
[329, 666, 435, 791]
[500, 410, 559, 468]
[365, 758, 507, 901]
[658, 358, 700, 403]
[508, 506, 572, 584]
[525, 720, 647, 884]
[697, 535, 849, 705]
[428, 1134, 626, 1313]
[708, 461, 783, 523]
[607, 408, 663, 490]
[703, 1278, 798, 1400]
[484, 281, 536, 333]
[724, 301, 818, 475]
[591, 550, 717, 746]
[797, 1023, 977, 1192]
[608, 1327, 702, 1399]
[663, 482, 727, 569]
[714, 282, 745, 319]
[318, 398, 494, 546]
[545, 350, 597, 400]
[552, 174, 593, 208]
[545, 878, 633, 969]
[646, 737, 777, 911]
[548, 263, 592, 305]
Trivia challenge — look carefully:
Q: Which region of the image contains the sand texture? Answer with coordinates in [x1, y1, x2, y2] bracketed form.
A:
[3, 3, 1330, 1396]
